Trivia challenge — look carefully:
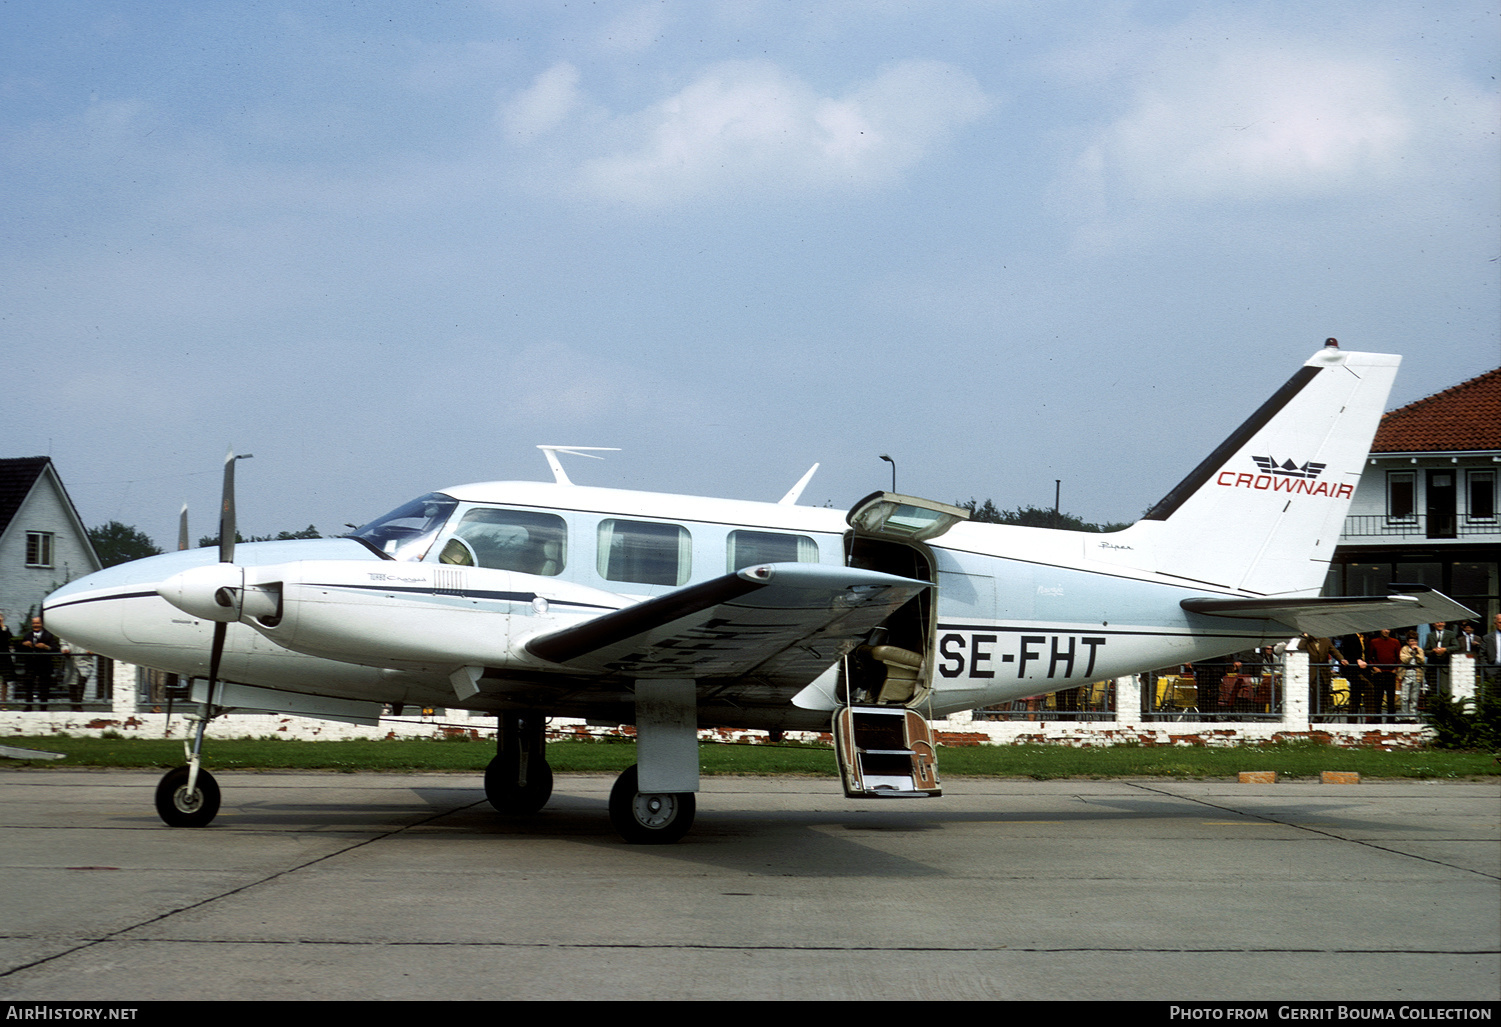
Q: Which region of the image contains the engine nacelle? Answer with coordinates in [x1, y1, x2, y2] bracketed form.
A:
[158, 564, 282, 624]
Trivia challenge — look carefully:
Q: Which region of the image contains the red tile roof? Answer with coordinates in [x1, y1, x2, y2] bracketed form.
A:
[1371, 367, 1501, 453]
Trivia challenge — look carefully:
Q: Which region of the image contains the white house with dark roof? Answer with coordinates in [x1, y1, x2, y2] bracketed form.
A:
[1329, 367, 1500, 627]
[0, 457, 101, 628]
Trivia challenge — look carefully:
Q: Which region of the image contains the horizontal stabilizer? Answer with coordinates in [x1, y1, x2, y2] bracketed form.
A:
[1182, 588, 1477, 638]
[526, 563, 929, 679]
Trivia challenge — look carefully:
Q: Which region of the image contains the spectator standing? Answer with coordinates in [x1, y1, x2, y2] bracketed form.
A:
[0, 613, 14, 704]
[63, 643, 93, 711]
[1366, 628, 1403, 718]
[1399, 632, 1426, 711]
[1425, 622, 1455, 699]
[1336, 632, 1371, 718]
[1303, 635, 1336, 714]
[17, 616, 58, 711]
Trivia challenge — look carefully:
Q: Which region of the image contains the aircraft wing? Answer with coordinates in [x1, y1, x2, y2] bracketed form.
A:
[525, 563, 929, 680]
[1182, 588, 1477, 638]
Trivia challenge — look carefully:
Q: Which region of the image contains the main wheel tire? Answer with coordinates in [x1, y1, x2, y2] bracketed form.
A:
[608, 764, 695, 844]
[155, 765, 220, 828]
[484, 753, 553, 814]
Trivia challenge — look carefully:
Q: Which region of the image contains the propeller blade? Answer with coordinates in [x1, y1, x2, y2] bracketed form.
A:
[218, 449, 252, 563]
[219, 449, 237, 564]
[178, 503, 189, 552]
[207, 621, 227, 693]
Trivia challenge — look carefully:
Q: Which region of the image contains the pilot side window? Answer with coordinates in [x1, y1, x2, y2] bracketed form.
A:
[726, 530, 819, 572]
[598, 519, 691, 586]
[438, 508, 567, 575]
[348, 493, 458, 561]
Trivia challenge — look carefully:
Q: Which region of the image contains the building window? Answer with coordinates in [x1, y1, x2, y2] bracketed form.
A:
[25, 531, 54, 568]
[1386, 472, 1416, 521]
[1467, 470, 1496, 522]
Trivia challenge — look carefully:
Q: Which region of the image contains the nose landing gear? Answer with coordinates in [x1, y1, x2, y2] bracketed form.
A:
[155, 764, 220, 827]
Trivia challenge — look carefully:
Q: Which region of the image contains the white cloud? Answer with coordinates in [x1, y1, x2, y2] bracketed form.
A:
[1081, 47, 1416, 203]
[592, 2, 670, 54]
[558, 59, 988, 205]
[500, 61, 582, 140]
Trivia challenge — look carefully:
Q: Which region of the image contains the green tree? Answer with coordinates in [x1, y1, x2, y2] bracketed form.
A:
[958, 499, 1132, 533]
[88, 521, 163, 567]
[198, 525, 322, 548]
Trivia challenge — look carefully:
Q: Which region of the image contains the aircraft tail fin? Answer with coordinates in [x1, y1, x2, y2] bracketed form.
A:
[1129, 345, 1400, 595]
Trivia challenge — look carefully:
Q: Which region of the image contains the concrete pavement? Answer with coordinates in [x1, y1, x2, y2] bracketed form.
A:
[0, 769, 1496, 1001]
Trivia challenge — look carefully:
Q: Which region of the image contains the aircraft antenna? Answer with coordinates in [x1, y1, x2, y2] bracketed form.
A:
[537, 445, 619, 486]
[778, 463, 820, 505]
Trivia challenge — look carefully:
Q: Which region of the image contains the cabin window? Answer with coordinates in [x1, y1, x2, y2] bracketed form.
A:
[1386, 472, 1415, 522]
[597, 519, 691, 586]
[438, 508, 567, 575]
[1467, 470, 1496, 522]
[25, 531, 54, 568]
[726, 530, 819, 572]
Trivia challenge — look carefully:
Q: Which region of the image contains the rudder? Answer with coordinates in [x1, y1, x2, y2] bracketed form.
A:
[1132, 345, 1399, 595]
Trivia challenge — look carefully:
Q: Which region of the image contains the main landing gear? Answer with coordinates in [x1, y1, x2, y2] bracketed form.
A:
[485, 711, 553, 815]
[608, 765, 695, 844]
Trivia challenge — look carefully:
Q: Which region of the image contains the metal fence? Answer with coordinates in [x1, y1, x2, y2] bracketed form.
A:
[1340, 514, 1499, 539]
[1144, 661, 1284, 721]
[974, 679, 1116, 721]
[0, 653, 114, 711]
[1309, 661, 1444, 722]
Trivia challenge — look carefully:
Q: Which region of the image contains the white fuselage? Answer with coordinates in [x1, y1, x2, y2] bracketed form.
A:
[44, 479, 1281, 729]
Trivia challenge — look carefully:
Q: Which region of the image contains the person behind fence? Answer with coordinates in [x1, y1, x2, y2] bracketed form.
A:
[1424, 621, 1454, 701]
[0, 612, 14, 704]
[63, 643, 92, 711]
[1488, 614, 1501, 669]
[1366, 628, 1403, 718]
[17, 615, 58, 711]
[1302, 634, 1335, 713]
[1335, 632, 1370, 716]
[1454, 620, 1481, 658]
[1398, 631, 1426, 711]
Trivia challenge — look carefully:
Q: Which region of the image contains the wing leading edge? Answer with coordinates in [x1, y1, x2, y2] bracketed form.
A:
[524, 563, 929, 681]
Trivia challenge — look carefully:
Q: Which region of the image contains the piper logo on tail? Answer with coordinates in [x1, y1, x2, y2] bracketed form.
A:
[1218, 456, 1351, 498]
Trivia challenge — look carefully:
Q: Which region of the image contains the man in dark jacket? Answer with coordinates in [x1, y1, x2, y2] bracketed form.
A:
[17, 616, 58, 711]
[1335, 632, 1370, 718]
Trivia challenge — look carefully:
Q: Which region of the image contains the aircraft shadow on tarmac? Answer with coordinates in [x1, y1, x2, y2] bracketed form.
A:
[102, 779, 1439, 879]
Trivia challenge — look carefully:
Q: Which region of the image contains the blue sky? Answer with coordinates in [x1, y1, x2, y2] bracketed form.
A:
[4, 1, 1497, 551]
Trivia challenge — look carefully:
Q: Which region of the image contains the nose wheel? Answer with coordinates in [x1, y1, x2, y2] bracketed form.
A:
[155, 765, 220, 827]
[485, 710, 553, 815]
[608, 764, 695, 844]
[484, 752, 554, 814]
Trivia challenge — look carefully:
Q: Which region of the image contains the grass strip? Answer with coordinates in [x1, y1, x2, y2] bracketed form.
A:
[1, 734, 1495, 780]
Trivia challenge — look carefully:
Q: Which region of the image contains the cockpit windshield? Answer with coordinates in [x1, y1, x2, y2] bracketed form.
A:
[346, 493, 458, 561]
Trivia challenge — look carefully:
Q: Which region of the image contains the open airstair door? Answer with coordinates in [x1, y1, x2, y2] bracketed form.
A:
[832, 493, 964, 799]
[833, 706, 941, 798]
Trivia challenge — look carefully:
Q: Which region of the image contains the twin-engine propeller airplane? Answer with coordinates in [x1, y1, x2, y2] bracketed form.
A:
[44, 343, 1474, 843]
